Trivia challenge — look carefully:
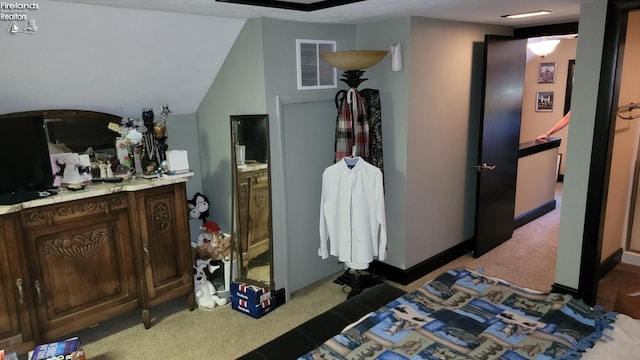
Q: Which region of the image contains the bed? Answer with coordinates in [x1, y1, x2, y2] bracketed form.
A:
[294, 268, 640, 360]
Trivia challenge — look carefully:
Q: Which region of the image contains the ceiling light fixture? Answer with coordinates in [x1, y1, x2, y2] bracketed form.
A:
[527, 39, 560, 58]
[501, 10, 553, 19]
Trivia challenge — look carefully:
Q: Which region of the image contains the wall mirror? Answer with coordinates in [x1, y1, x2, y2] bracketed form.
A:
[0, 109, 121, 155]
[230, 114, 274, 288]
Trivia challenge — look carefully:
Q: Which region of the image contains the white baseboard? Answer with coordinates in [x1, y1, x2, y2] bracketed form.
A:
[622, 251, 640, 266]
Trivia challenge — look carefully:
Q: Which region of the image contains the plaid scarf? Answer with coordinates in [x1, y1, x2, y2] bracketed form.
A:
[334, 88, 369, 162]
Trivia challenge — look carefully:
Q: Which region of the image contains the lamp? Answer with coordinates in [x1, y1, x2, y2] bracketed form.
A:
[320, 50, 387, 71]
[527, 39, 560, 58]
[320, 50, 388, 88]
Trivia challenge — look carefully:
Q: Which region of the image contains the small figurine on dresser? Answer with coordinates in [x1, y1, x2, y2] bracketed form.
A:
[154, 104, 171, 163]
[50, 153, 92, 189]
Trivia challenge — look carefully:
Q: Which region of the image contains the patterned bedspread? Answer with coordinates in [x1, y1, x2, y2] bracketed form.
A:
[298, 268, 616, 360]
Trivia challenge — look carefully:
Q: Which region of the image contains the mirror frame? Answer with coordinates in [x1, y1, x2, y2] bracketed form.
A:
[230, 114, 274, 289]
[0, 109, 122, 154]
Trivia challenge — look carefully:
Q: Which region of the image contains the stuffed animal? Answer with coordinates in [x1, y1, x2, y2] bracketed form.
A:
[188, 192, 210, 224]
[195, 258, 225, 288]
[193, 221, 231, 260]
[193, 261, 227, 310]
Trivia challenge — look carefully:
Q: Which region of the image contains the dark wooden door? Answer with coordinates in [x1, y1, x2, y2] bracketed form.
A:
[474, 35, 527, 257]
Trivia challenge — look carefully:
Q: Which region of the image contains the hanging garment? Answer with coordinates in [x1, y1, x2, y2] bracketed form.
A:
[318, 157, 387, 266]
[334, 88, 369, 162]
[359, 88, 384, 173]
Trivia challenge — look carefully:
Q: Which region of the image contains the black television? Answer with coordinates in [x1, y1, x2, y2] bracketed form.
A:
[0, 115, 54, 204]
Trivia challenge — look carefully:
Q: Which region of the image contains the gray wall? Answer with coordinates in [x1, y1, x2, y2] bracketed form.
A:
[280, 99, 342, 291]
[199, 18, 355, 294]
[357, 18, 511, 269]
[356, 18, 411, 269]
[197, 18, 266, 234]
[405, 18, 511, 267]
[261, 18, 356, 294]
[555, 0, 609, 289]
[166, 113, 204, 243]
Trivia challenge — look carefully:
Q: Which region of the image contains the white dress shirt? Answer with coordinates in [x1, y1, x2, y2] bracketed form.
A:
[319, 157, 387, 268]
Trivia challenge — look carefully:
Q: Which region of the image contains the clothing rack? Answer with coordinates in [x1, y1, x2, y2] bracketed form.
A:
[333, 266, 384, 299]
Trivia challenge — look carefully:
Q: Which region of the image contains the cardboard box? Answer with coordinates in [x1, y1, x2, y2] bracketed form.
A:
[231, 295, 276, 318]
[30, 337, 86, 360]
[230, 281, 271, 304]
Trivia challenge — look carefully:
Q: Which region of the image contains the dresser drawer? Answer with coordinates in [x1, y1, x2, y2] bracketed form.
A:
[21, 194, 128, 228]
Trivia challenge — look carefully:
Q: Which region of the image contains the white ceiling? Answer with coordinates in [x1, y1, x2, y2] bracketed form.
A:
[1, 0, 582, 117]
[51, 0, 581, 26]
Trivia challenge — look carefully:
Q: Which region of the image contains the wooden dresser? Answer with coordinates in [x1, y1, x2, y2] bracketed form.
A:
[0, 177, 194, 355]
[236, 165, 270, 266]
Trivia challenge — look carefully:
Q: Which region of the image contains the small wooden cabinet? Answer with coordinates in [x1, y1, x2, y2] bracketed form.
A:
[129, 183, 194, 328]
[236, 167, 271, 265]
[0, 180, 194, 354]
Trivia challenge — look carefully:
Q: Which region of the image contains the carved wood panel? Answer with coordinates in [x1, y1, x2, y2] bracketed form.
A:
[237, 168, 270, 263]
[43, 227, 110, 259]
[21, 194, 127, 228]
[26, 210, 137, 339]
[134, 184, 191, 303]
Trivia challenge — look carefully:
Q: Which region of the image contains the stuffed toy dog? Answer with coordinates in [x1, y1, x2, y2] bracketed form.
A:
[193, 260, 227, 310]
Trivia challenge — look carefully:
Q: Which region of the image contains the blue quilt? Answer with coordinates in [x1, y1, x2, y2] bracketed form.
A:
[298, 268, 616, 360]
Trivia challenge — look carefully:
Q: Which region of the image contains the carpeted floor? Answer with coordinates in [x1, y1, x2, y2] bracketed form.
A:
[20, 184, 563, 360]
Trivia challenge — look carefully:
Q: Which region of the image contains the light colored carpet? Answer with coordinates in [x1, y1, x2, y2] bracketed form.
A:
[25, 184, 562, 360]
[398, 184, 561, 293]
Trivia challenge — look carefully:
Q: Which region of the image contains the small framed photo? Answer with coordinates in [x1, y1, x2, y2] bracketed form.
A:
[538, 62, 557, 83]
[536, 91, 554, 112]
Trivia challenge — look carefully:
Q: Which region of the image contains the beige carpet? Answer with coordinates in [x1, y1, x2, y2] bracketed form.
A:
[22, 184, 562, 360]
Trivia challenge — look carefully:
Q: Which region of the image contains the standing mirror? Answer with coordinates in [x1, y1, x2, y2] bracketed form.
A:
[230, 114, 274, 288]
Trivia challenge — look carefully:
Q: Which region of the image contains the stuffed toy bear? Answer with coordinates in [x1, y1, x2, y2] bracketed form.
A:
[188, 192, 210, 224]
[193, 261, 228, 311]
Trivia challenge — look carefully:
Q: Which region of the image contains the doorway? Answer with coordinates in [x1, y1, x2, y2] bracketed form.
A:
[474, 30, 577, 257]
[611, 10, 640, 263]
[576, 2, 640, 305]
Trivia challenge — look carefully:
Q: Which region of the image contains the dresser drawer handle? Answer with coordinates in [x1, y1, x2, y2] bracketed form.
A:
[34, 280, 42, 304]
[16, 278, 24, 304]
[143, 244, 150, 265]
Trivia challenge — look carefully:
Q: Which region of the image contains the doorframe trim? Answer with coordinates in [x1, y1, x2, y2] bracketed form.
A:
[578, 0, 640, 305]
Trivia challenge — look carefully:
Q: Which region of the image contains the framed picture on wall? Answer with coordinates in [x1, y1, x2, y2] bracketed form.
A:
[538, 62, 557, 83]
[536, 91, 554, 112]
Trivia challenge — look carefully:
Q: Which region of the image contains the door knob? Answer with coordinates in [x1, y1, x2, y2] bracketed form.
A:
[476, 163, 496, 172]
